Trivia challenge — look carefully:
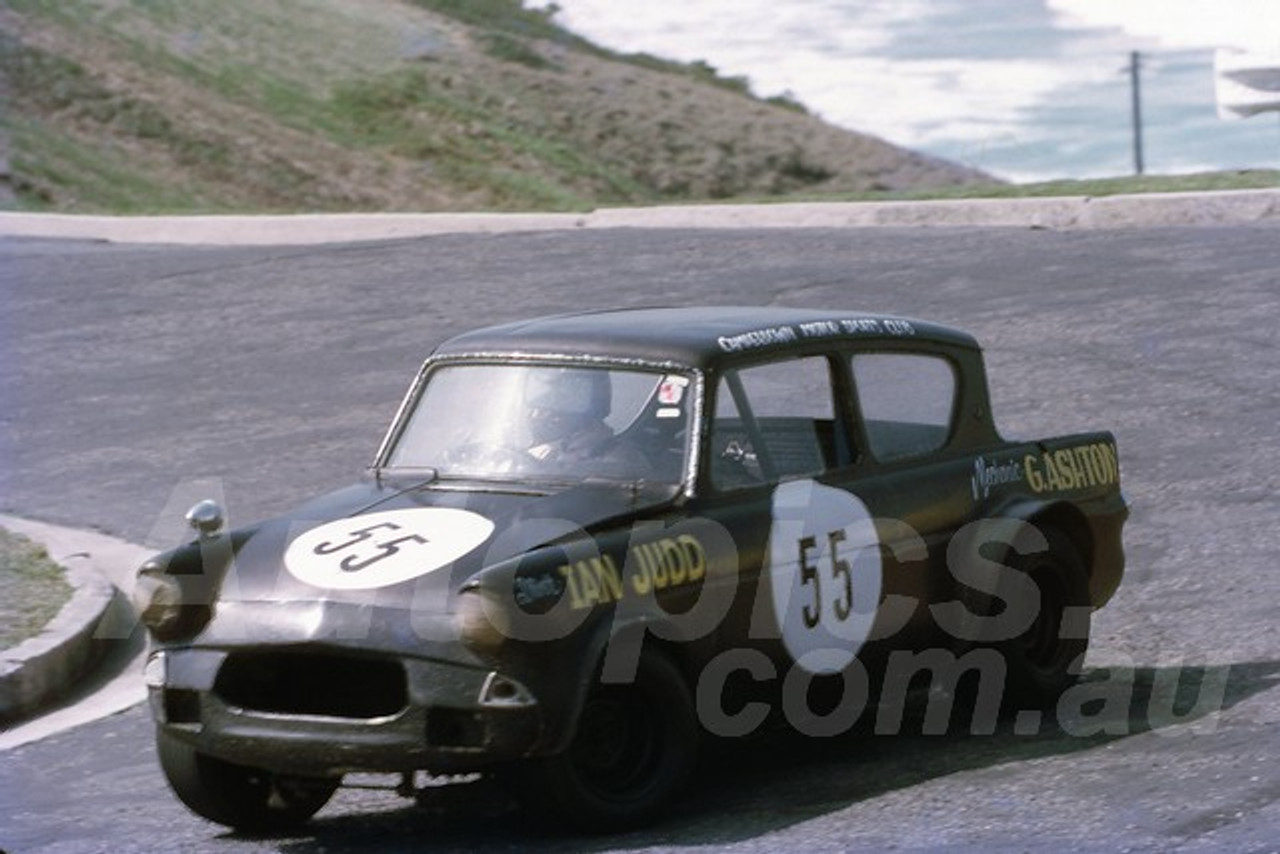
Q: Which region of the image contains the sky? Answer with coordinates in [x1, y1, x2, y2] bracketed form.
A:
[535, 0, 1280, 180]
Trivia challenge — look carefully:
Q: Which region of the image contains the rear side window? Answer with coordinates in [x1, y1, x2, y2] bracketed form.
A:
[710, 357, 846, 489]
[851, 353, 956, 461]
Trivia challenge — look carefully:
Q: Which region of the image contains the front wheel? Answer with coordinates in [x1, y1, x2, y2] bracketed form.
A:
[512, 651, 698, 832]
[156, 730, 337, 833]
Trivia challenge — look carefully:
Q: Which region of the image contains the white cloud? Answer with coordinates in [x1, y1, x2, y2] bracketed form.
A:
[1046, 0, 1280, 52]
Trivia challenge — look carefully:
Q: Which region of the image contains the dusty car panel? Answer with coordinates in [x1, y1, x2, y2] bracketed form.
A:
[136, 306, 1128, 833]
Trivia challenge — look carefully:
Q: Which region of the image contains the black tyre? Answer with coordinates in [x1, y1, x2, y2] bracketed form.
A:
[514, 651, 698, 832]
[156, 730, 337, 833]
[998, 526, 1091, 709]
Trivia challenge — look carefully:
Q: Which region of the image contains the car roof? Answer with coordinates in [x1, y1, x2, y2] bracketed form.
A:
[432, 306, 979, 369]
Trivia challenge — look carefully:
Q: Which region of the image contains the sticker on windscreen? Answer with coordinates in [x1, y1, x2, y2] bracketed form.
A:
[658, 375, 688, 405]
[284, 508, 494, 590]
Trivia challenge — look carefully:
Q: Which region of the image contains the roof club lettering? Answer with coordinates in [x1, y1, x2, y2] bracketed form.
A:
[720, 317, 916, 352]
[717, 325, 799, 352]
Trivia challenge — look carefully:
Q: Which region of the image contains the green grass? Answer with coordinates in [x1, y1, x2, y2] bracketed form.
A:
[4, 118, 228, 213]
[327, 67, 653, 209]
[601, 169, 1280, 212]
[478, 31, 562, 70]
[0, 529, 73, 650]
[790, 170, 1280, 204]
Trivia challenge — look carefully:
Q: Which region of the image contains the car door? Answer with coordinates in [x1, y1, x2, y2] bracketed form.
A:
[685, 353, 888, 684]
[687, 346, 973, 676]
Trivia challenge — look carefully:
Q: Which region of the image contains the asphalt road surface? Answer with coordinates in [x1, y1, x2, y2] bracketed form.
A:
[2, 223, 1279, 853]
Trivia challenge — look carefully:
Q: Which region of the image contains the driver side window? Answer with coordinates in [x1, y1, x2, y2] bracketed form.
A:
[710, 357, 843, 490]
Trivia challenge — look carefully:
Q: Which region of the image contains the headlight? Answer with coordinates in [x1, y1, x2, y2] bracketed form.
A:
[133, 569, 182, 631]
[453, 587, 508, 652]
[133, 564, 211, 640]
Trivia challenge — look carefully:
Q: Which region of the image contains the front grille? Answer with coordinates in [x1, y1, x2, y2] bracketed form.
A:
[214, 650, 408, 719]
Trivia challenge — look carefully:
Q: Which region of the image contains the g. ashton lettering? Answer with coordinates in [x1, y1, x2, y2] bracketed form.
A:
[1024, 442, 1119, 493]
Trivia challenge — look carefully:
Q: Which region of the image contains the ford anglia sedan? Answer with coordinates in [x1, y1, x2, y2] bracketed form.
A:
[135, 307, 1127, 832]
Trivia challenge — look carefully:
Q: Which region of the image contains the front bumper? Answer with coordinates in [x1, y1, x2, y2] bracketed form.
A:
[148, 646, 543, 777]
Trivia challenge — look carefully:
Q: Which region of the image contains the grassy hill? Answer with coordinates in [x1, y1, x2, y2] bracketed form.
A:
[0, 0, 991, 213]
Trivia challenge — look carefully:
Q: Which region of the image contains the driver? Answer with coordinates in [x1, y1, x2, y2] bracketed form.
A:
[524, 368, 648, 473]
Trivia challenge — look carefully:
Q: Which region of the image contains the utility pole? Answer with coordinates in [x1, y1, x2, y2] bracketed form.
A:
[1129, 50, 1145, 175]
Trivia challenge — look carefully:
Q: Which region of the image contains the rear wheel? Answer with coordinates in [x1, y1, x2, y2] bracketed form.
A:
[513, 651, 698, 832]
[998, 526, 1091, 709]
[156, 730, 337, 833]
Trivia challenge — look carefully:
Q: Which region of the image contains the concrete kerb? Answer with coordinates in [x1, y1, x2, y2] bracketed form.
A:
[0, 561, 117, 724]
[0, 516, 150, 730]
[1, 189, 1278, 245]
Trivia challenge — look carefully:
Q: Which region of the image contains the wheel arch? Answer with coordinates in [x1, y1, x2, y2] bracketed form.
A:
[510, 612, 701, 830]
[547, 611, 699, 755]
[999, 498, 1095, 597]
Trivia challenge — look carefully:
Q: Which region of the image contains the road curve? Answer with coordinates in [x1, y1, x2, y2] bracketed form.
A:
[1, 218, 1279, 852]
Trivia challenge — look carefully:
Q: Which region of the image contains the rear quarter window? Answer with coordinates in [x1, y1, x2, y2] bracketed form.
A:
[851, 352, 957, 461]
[710, 356, 842, 488]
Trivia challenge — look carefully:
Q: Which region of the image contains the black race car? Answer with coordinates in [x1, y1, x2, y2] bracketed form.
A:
[135, 306, 1127, 832]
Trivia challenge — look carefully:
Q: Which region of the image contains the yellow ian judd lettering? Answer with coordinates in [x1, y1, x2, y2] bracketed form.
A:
[558, 556, 622, 611]
[557, 535, 707, 610]
[1023, 442, 1118, 494]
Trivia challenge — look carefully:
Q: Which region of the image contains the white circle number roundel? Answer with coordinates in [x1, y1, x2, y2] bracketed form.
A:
[284, 508, 494, 591]
[767, 480, 883, 675]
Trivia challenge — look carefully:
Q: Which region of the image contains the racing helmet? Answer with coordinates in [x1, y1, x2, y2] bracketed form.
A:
[524, 367, 611, 443]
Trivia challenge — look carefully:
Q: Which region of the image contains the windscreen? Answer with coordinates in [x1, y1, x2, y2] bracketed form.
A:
[386, 363, 692, 484]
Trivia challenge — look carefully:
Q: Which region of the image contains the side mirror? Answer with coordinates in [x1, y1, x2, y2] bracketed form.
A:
[184, 499, 225, 540]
